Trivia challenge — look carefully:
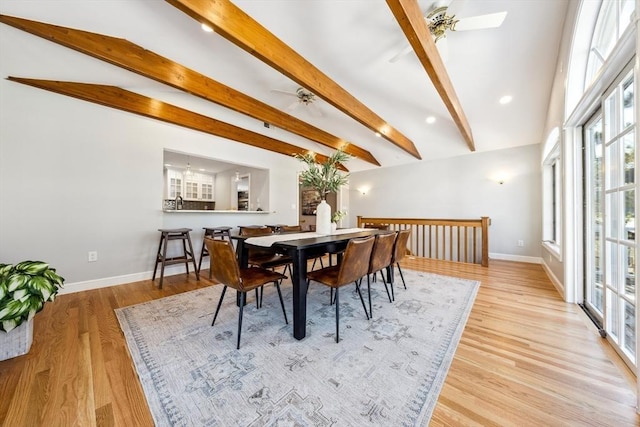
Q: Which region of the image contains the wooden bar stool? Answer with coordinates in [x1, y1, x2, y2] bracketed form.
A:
[198, 226, 232, 278]
[152, 228, 199, 289]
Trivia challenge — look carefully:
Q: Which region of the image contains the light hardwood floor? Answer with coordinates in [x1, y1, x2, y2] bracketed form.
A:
[0, 258, 638, 426]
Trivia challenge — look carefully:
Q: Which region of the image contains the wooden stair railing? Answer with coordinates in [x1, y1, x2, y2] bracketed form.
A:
[357, 216, 490, 267]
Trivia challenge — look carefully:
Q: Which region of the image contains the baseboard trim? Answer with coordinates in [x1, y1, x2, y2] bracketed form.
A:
[489, 253, 542, 264]
[58, 263, 205, 295]
[540, 261, 566, 301]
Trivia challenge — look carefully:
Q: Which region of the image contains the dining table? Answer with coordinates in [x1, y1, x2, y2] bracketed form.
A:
[234, 228, 395, 340]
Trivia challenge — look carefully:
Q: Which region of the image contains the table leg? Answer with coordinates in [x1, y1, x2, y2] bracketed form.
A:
[292, 249, 309, 340]
[386, 264, 395, 301]
[236, 240, 249, 307]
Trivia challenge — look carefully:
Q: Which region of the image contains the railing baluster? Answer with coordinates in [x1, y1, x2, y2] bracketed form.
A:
[356, 216, 490, 266]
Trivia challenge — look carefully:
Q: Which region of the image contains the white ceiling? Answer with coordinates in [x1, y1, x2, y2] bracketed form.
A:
[0, 0, 569, 173]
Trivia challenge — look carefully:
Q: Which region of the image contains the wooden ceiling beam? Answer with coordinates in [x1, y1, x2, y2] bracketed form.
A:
[386, 0, 475, 151]
[7, 77, 345, 170]
[166, 0, 422, 160]
[0, 14, 376, 166]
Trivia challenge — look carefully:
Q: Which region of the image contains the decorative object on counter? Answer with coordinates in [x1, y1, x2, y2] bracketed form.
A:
[331, 210, 346, 233]
[297, 149, 351, 235]
[0, 261, 65, 360]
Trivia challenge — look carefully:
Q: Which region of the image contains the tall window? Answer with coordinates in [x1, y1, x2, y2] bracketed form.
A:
[568, 0, 637, 371]
[543, 128, 561, 257]
[585, 0, 634, 87]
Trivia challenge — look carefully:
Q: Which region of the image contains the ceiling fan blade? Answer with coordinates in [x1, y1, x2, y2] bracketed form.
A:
[433, 0, 454, 8]
[285, 100, 300, 111]
[270, 88, 298, 97]
[438, 37, 449, 62]
[307, 103, 324, 118]
[389, 43, 413, 63]
[452, 11, 507, 32]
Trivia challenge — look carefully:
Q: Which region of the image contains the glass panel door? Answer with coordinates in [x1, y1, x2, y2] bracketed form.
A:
[585, 70, 636, 370]
[584, 114, 604, 320]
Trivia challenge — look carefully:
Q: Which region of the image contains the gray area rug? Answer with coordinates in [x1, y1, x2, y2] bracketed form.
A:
[115, 269, 479, 426]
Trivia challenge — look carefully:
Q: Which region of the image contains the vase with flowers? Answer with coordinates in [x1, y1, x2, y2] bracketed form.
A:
[297, 149, 351, 235]
[331, 210, 346, 233]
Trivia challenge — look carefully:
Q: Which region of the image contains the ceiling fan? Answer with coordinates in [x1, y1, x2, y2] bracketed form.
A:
[270, 87, 324, 117]
[389, 0, 507, 63]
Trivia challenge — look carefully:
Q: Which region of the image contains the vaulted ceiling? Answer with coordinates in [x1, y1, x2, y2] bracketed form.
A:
[0, 0, 569, 172]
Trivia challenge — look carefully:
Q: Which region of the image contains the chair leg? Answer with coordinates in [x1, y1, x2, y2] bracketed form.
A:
[212, 286, 228, 326]
[182, 238, 189, 274]
[397, 263, 407, 289]
[255, 288, 261, 308]
[380, 270, 392, 303]
[275, 280, 288, 324]
[284, 263, 292, 278]
[152, 234, 164, 281]
[385, 270, 395, 301]
[335, 287, 340, 343]
[159, 234, 169, 289]
[367, 273, 372, 318]
[355, 280, 370, 320]
[237, 291, 246, 349]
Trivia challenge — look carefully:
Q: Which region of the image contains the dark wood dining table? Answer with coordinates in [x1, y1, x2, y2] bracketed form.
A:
[234, 228, 394, 340]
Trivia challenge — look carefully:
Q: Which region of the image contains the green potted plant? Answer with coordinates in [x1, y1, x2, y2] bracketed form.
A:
[0, 261, 65, 360]
[297, 149, 351, 235]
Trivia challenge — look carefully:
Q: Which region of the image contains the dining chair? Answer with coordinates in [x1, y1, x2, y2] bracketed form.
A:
[392, 229, 411, 293]
[241, 225, 293, 277]
[240, 225, 294, 306]
[306, 235, 374, 343]
[206, 238, 288, 349]
[239, 226, 275, 236]
[278, 224, 325, 270]
[365, 232, 396, 316]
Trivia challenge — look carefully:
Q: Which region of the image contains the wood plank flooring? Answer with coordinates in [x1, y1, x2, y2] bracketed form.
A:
[0, 258, 638, 426]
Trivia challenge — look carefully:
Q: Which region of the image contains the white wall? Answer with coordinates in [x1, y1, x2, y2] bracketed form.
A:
[349, 144, 543, 261]
[0, 80, 301, 292]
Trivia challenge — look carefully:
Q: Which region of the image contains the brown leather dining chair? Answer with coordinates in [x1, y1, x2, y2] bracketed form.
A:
[306, 236, 374, 342]
[241, 225, 293, 281]
[279, 225, 302, 232]
[279, 224, 325, 271]
[391, 228, 411, 296]
[365, 232, 396, 316]
[206, 238, 288, 349]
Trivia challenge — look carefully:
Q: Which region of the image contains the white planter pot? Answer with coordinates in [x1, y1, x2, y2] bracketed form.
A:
[315, 199, 332, 235]
[0, 318, 34, 361]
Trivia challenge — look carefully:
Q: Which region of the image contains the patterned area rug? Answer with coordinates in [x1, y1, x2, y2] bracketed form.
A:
[115, 269, 479, 426]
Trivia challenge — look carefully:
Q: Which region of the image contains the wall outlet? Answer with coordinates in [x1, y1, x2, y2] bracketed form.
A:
[517, 240, 524, 247]
[88, 251, 98, 262]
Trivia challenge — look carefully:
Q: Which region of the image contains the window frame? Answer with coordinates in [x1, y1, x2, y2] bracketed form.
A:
[543, 130, 562, 261]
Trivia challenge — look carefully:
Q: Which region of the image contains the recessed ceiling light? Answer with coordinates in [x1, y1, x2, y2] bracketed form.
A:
[499, 95, 513, 104]
[425, 116, 436, 124]
[201, 23, 213, 33]
[375, 132, 381, 137]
